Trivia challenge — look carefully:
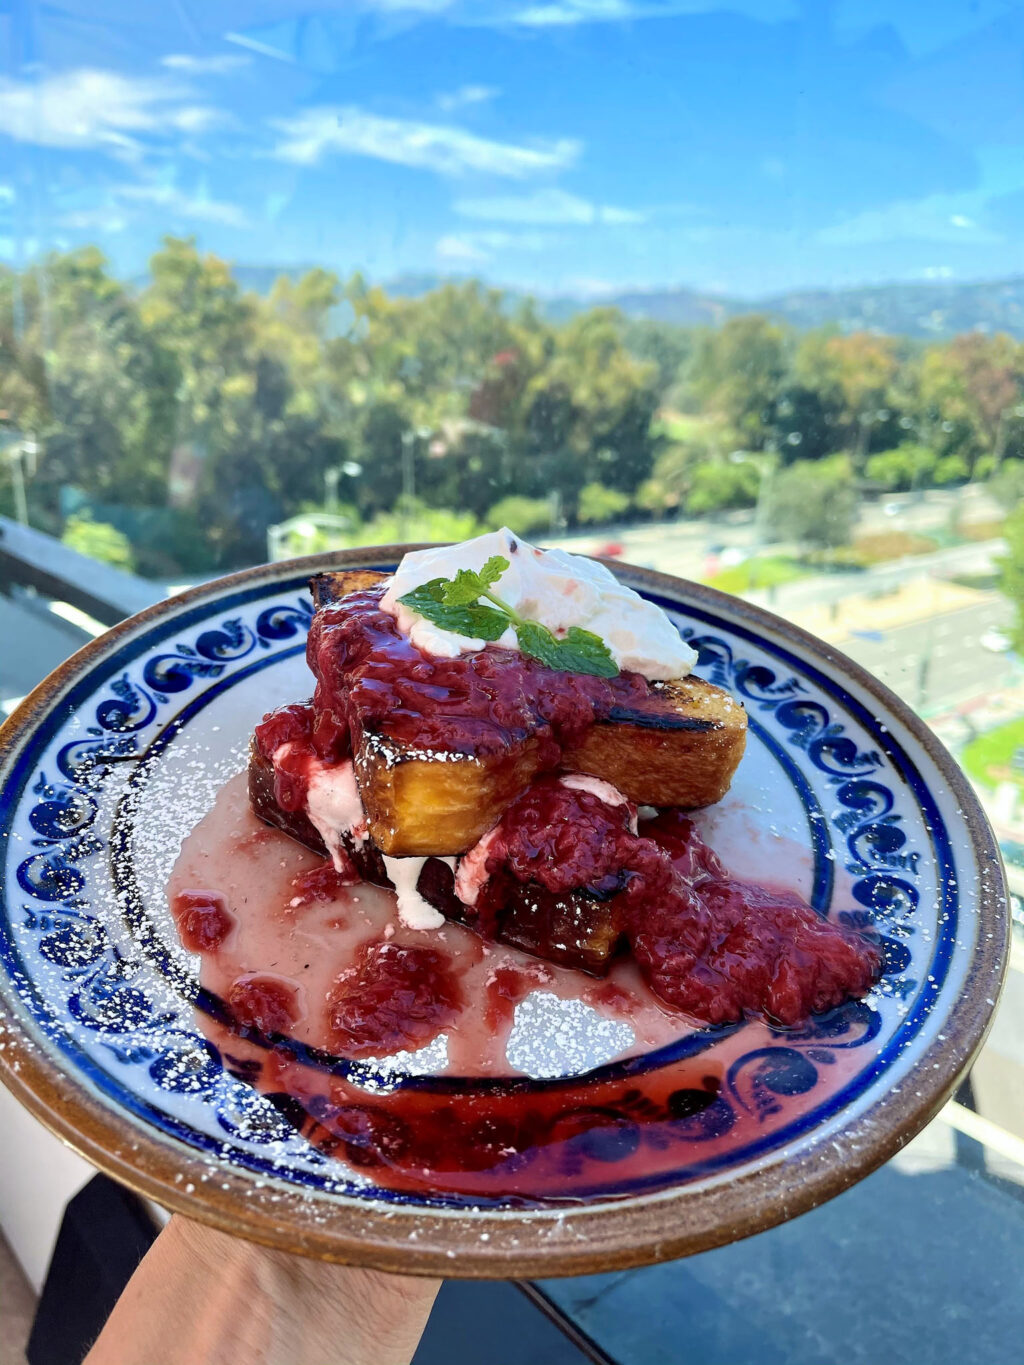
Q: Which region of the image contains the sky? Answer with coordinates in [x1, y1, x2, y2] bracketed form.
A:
[2, 0, 1024, 298]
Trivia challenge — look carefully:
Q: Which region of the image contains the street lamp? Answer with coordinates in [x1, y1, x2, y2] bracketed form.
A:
[324, 460, 362, 511]
[0, 430, 38, 526]
[399, 427, 433, 538]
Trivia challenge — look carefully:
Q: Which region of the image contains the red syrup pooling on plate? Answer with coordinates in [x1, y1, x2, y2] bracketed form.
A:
[167, 774, 882, 1205]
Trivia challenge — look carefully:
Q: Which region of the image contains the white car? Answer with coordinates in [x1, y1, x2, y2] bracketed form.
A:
[980, 627, 1013, 653]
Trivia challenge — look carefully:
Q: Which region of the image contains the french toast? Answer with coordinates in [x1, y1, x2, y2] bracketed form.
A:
[248, 743, 626, 973]
[306, 569, 746, 856]
[243, 542, 881, 1025]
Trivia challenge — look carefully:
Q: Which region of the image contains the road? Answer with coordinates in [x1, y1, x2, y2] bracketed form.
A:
[550, 484, 1004, 580]
[835, 595, 1018, 715]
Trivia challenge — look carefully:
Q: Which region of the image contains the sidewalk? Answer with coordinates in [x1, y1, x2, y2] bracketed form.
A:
[783, 577, 987, 646]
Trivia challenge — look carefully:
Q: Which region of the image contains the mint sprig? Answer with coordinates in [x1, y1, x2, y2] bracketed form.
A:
[398, 554, 619, 677]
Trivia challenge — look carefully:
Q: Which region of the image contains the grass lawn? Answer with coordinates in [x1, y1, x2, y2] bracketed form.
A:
[962, 716, 1024, 791]
[705, 555, 808, 594]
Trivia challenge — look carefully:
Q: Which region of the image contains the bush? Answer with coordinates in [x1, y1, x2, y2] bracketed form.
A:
[706, 555, 806, 593]
[361, 498, 485, 545]
[486, 495, 552, 536]
[577, 481, 630, 525]
[765, 456, 857, 550]
[990, 458, 1024, 511]
[935, 454, 970, 485]
[61, 515, 135, 571]
[865, 444, 936, 491]
[974, 455, 997, 480]
[684, 461, 760, 516]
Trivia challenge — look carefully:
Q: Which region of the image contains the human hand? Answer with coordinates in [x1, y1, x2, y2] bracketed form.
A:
[86, 1213, 441, 1365]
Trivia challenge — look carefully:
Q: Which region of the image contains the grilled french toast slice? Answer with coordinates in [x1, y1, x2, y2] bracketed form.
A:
[308, 569, 746, 856]
[248, 744, 625, 974]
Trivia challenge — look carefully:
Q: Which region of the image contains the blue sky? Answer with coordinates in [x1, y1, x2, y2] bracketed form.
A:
[2, 0, 1024, 297]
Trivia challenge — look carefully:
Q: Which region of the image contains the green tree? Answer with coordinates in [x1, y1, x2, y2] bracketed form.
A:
[577, 482, 630, 525]
[61, 514, 135, 570]
[685, 460, 760, 516]
[691, 315, 789, 449]
[998, 503, 1024, 651]
[917, 333, 1024, 471]
[797, 331, 900, 463]
[866, 444, 937, 491]
[765, 457, 858, 550]
[991, 458, 1024, 510]
[486, 495, 551, 536]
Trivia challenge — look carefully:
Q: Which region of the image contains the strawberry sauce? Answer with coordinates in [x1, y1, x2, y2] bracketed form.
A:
[466, 782, 880, 1028]
[167, 773, 882, 1205]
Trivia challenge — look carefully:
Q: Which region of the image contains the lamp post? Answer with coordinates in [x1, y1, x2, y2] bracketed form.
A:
[399, 427, 433, 539]
[0, 430, 38, 526]
[324, 460, 362, 512]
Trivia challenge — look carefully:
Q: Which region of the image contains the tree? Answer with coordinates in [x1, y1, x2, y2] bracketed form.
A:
[865, 444, 937, 491]
[998, 503, 1024, 651]
[691, 315, 789, 449]
[797, 331, 900, 464]
[685, 461, 760, 516]
[61, 514, 135, 570]
[577, 482, 630, 525]
[486, 495, 551, 536]
[991, 458, 1024, 511]
[917, 333, 1024, 472]
[765, 457, 858, 550]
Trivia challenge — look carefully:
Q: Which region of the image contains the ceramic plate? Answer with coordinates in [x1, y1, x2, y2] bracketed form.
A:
[0, 549, 1009, 1276]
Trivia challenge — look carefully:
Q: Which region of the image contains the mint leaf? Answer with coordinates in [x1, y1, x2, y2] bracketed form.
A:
[438, 556, 509, 606]
[441, 568, 490, 606]
[516, 622, 618, 677]
[399, 558, 618, 675]
[479, 554, 509, 588]
[399, 581, 508, 640]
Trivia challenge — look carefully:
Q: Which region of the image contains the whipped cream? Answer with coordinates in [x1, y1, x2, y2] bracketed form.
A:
[379, 527, 697, 682]
[273, 746, 367, 875]
[382, 855, 455, 931]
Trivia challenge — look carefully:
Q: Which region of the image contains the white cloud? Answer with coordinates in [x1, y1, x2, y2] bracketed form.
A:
[506, 0, 777, 26]
[59, 208, 128, 233]
[438, 228, 555, 260]
[270, 106, 579, 178]
[512, 0, 632, 24]
[160, 53, 251, 74]
[0, 184, 14, 203]
[118, 183, 251, 227]
[437, 84, 499, 112]
[0, 68, 226, 158]
[455, 186, 643, 224]
[168, 106, 228, 134]
[817, 192, 1001, 246]
[437, 233, 490, 262]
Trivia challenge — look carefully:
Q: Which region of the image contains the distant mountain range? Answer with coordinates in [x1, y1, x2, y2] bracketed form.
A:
[226, 266, 1024, 339]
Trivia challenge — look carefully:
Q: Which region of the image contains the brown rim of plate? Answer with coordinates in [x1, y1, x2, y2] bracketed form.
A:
[0, 546, 1010, 1279]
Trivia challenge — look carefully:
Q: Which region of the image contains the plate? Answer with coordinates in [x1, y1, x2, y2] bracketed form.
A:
[0, 549, 1009, 1276]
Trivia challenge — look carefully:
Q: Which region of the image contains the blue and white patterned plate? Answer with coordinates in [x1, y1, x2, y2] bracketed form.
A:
[0, 551, 1008, 1276]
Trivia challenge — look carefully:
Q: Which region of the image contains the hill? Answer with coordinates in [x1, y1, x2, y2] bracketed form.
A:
[188, 265, 1024, 339]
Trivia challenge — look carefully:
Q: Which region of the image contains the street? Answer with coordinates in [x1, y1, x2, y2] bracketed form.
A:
[835, 595, 1018, 715]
